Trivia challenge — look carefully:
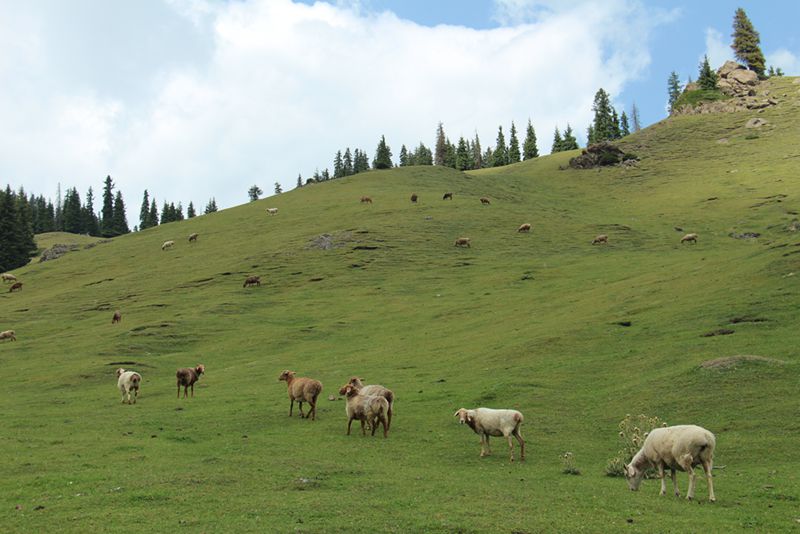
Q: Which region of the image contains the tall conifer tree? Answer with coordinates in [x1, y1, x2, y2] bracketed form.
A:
[731, 8, 765, 77]
[100, 176, 115, 236]
[523, 119, 538, 159]
[508, 122, 521, 163]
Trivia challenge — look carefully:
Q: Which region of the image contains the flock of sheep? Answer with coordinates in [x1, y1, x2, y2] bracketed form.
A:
[0, 190, 716, 503]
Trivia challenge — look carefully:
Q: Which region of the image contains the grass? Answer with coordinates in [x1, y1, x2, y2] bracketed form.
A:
[673, 88, 732, 110]
[1, 76, 800, 532]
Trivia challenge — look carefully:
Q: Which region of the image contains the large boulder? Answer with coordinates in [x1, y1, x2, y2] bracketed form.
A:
[568, 142, 636, 169]
[716, 60, 759, 96]
[717, 60, 742, 78]
[730, 68, 758, 86]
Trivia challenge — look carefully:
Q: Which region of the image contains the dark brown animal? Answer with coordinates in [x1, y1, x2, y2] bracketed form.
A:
[278, 370, 323, 420]
[360, 196, 373, 204]
[176, 364, 205, 398]
[410, 193, 418, 203]
[443, 192, 453, 200]
[111, 311, 122, 324]
[454, 237, 471, 248]
[518, 223, 531, 233]
[243, 275, 261, 288]
[480, 197, 491, 205]
[188, 233, 198, 243]
[9, 282, 22, 293]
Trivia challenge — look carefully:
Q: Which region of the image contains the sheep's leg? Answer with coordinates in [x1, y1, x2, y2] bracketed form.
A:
[370, 416, 378, 436]
[309, 400, 316, 421]
[289, 399, 294, 416]
[387, 406, 392, 431]
[514, 429, 525, 461]
[347, 417, 353, 435]
[381, 415, 388, 438]
[360, 419, 366, 436]
[680, 454, 696, 500]
[298, 401, 306, 418]
[506, 434, 515, 462]
[190, 383, 194, 397]
[133, 388, 138, 404]
[703, 459, 716, 502]
[671, 468, 680, 497]
[658, 464, 667, 496]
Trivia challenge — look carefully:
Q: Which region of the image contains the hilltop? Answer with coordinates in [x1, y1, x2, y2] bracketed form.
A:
[1, 76, 799, 532]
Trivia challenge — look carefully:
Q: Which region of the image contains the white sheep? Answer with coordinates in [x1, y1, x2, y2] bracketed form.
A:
[680, 233, 698, 244]
[0, 329, 16, 342]
[339, 383, 389, 437]
[116, 368, 142, 404]
[347, 376, 394, 430]
[1, 273, 17, 283]
[624, 424, 716, 502]
[454, 407, 525, 462]
[161, 240, 175, 251]
[266, 208, 278, 215]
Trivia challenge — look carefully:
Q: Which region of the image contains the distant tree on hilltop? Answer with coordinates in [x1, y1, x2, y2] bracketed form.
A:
[731, 8, 765, 78]
[631, 102, 641, 132]
[667, 71, 682, 110]
[204, 198, 218, 214]
[523, 119, 538, 159]
[620, 111, 630, 137]
[508, 122, 521, 164]
[373, 135, 393, 169]
[697, 55, 719, 90]
[248, 185, 263, 202]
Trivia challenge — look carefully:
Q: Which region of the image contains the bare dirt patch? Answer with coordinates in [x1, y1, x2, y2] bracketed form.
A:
[700, 355, 784, 370]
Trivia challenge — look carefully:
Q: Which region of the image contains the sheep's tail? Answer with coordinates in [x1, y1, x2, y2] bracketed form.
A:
[514, 412, 524, 424]
[131, 374, 141, 385]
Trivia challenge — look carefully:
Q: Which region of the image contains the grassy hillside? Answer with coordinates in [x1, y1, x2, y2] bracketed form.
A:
[2, 76, 799, 533]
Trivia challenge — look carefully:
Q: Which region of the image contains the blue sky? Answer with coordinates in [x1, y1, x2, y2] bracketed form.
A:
[0, 0, 797, 214]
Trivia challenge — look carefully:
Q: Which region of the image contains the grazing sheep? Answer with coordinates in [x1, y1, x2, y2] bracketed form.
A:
[454, 407, 525, 462]
[0, 330, 16, 342]
[188, 233, 199, 243]
[161, 240, 175, 251]
[266, 208, 278, 215]
[111, 311, 122, 324]
[348, 376, 394, 430]
[681, 233, 698, 244]
[454, 237, 471, 248]
[480, 197, 491, 205]
[339, 383, 389, 438]
[116, 368, 142, 404]
[360, 196, 373, 204]
[592, 234, 609, 245]
[176, 364, 205, 398]
[8, 282, 22, 293]
[278, 370, 323, 420]
[410, 193, 418, 203]
[518, 223, 531, 233]
[443, 192, 453, 200]
[1, 273, 16, 283]
[624, 424, 716, 502]
[243, 275, 261, 288]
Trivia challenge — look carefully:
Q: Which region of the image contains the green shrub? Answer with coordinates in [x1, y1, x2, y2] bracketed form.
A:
[672, 89, 730, 111]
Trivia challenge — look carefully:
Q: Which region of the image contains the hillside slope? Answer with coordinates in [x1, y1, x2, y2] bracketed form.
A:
[1, 76, 799, 532]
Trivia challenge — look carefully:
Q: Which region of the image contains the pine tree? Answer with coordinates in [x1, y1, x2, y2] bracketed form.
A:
[321, 169, 330, 181]
[443, 139, 456, 169]
[591, 88, 616, 143]
[14, 187, 36, 259]
[552, 127, 563, 153]
[586, 125, 595, 145]
[149, 199, 158, 227]
[373, 135, 392, 169]
[248, 185, 262, 202]
[667, 71, 682, 110]
[413, 143, 433, 166]
[434, 122, 447, 166]
[620, 111, 631, 137]
[523, 119, 539, 159]
[455, 137, 472, 171]
[139, 190, 151, 230]
[161, 201, 171, 224]
[100, 175, 115, 237]
[112, 191, 129, 234]
[82, 187, 98, 236]
[399, 145, 409, 166]
[472, 133, 483, 168]
[55, 183, 63, 231]
[631, 102, 642, 132]
[561, 125, 579, 150]
[611, 109, 621, 139]
[492, 126, 508, 167]
[0, 186, 22, 271]
[187, 202, 196, 218]
[44, 200, 55, 233]
[731, 8, 765, 77]
[296, 174, 303, 189]
[333, 150, 344, 178]
[508, 122, 521, 163]
[275, 182, 283, 194]
[343, 148, 354, 176]
[176, 202, 184, 221]
[205, 198, 218, 214]
[697, 55, 719, 90]
[63, 187, 83, 233]
[483, 146, 494, 168]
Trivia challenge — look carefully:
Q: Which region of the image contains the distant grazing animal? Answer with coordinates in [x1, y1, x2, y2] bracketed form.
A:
[480, 197, 491, 205]
[1, 273, 17, 283]
[518, 223, 531, 233]
[681, 233, 698, 244]
[111, 311, 122, 324]
[624, 424, 716, 502]
[347, 377, 394, 431]
[454, 237, 471, 248]
[410, 193, 418, 203]
[161, 240, 175, 251]
[243, 275, 261, 288]
[188, 232, 199, 243]
[339, 383, 389, 438]
[455, 407, 525, 462]
[9, 282, 22, 293]
[116, 368, 142, 404]
[443, 192, 453, 200]
[0, 330, 16, 342]
[266, 208, 278, 215]
[592, 234, 609, 245]
[176, 364, 205, 398]
[360, 196, 373, 204]
[278, 370, 322, 420]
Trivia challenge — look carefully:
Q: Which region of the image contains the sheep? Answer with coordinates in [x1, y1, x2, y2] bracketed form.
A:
[443, 192, 453, 200]
[111, 311, 122, 324]
[176, 364, 205, 398]
[518, 223, 531, 233]
[347, 376, 394, 431]
[116, 368, 142, 404]
[0, 330, 16, 342]
[480, 197, 491, 205]
[681, 233, 698, 244]
[454, 237, 471, 248]
[339, 383, 389, 437]
[454, 407, 525, 462]
[623, 424, 716, 502]
[188, 232, 199, 243]
[278, 370, 322, 420]
[9, 282, 22, 293]
[592, 234, 609, 245]
[360, 196, 373, 204]
[410, 193, 418, 203]
[266, 208, 278, 215]
[1, 273, 16, 283]
[161, 240, 175, 251]
[243, 275, 261, 288]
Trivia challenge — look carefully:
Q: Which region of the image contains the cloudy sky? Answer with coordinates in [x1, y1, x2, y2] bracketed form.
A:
[1, 0, 797, 220]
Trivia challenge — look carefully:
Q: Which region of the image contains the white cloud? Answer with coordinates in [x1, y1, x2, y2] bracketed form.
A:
[703, 27, 734, 70]
[767, 48, 800, 75]
[0, 0, 672, 217]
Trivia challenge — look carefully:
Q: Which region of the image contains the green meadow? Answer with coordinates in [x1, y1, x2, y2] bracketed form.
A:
[1, 76, 799, 532]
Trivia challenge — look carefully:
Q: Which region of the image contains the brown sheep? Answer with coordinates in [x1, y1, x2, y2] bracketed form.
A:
[443, 192, 453, 200]
[348, 376, 394, 430]
[681, 233, 698, 244]
[111, 311, 122, 324]
[360, 196, 373, 204]
[410, 193, 418, 203]
[480, 197, 491, 205]
[0, 330, 16, 342]
[1, 273, 17, 283]
[243, 275, 261, 288]
[278, 370, 323, 420]
[592, 234, 609, 245]
[454, 237, 471, 248]
[188, 233, 199, 243]
[9, 282, 22, 293]
[339, 383, 389, 438]
[176, 364, 205, 398]
[518, 223, 531, 233]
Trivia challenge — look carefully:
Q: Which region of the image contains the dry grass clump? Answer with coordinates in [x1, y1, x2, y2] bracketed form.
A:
[605, 413, 667, 477]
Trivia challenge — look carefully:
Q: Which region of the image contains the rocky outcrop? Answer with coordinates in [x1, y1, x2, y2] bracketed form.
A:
[672, 61, 778, 116]
[568, 142, 638, 169]
[716, 61, 758, 96]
